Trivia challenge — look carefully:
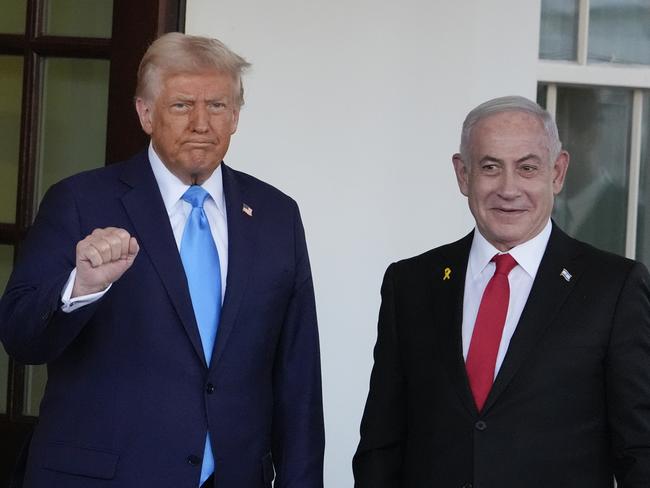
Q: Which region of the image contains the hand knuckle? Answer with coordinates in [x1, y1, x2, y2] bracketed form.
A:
[107, 235, 120, 246]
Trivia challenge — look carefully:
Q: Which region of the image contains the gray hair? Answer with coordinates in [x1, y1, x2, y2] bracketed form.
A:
[136, 32, 251, 106]
[459, 95, 562, 165]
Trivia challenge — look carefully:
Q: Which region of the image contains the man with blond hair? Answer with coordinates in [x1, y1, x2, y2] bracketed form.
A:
[354, 96, 650, 487]
[0, 33, 324, 487]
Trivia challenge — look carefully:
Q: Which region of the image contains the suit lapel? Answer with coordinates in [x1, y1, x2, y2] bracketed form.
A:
[119, 153, 206, 367]
[434, 232, 478, 416]
[210, 164, 258, 370]
[482, 225, 585, 413]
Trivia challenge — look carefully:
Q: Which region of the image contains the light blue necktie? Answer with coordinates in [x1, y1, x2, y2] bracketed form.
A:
[180, 185, 221, 485]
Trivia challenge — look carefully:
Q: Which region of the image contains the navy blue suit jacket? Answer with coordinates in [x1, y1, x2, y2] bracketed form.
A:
[0, 151, 324, 487]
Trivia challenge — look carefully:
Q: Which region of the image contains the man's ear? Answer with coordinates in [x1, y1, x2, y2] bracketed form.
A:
[452, 153, 470, 197]
[135, 97, 154, 135]
[230, 107, 240, 135]
[552, 150, 570, 195]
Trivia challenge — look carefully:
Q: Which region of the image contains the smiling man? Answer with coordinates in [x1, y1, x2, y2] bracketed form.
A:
[0, 33, 324, 488]
[353, 96, 650, 487]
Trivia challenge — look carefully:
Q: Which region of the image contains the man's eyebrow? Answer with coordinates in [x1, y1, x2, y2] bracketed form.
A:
[479, 156, 503, 164]
[171, 94, 196, 101]
[477, 154, 542, 164]
[516, 153, 542, 164]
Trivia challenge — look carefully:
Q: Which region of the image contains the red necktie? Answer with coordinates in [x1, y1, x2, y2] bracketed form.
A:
[466, 253, 518, 412]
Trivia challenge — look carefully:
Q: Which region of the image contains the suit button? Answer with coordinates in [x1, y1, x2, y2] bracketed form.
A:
[187, 455, 201, 466]
[206, 383, 215, 394]
[475, 420, 487, 431]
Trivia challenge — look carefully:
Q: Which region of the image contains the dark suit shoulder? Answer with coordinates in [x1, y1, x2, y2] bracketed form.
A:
[42, 152, 141, 200]
[223, 164, 297, 208]
[580, 241, 637, 269]
[389, 232, 473, 279]
[544, 227, 649, 310]
[557, 228, 642, 276]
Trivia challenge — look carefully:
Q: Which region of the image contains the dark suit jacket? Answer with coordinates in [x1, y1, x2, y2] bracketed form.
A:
[353, 225, 650, 487]
[0, 151, 324, 487]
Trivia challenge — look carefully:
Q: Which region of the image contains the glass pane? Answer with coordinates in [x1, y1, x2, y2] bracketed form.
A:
[553, 86, 632, 255]
[539, 0, 579, 61]
[0, 0, 27, 34]
[45, 0, 113, 38]
[23, 365, 47, 416]
[0, 56, 23, 223]
[0, 244, 13, 295]
[38, 58, 109, 201]
[638, 93, 650, 267]
[0, 245, 14, 415]
[588, 0, 650, 65]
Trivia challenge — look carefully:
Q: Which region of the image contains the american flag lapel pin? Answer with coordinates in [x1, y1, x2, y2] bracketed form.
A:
[560, 268, 572, 282]
[242, 203, 253, 217]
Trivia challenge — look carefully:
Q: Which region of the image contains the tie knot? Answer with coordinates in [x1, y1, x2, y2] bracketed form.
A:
[182, 185, 210, 209]
[492, 253, 517, 276]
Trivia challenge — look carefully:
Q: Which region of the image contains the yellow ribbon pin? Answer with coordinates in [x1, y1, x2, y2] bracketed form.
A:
[443, 267, 451, 280]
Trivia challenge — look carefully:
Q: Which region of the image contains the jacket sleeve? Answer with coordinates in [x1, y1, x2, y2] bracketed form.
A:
[608, 261, 650, 486]
[271, 201, 325, 488]
[353, 263, 406, 487]
[0, 179, 101, 364]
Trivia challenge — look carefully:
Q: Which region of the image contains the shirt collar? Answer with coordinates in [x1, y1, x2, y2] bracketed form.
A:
[468, 219, 552, 279]
[147, 142, 226, 215]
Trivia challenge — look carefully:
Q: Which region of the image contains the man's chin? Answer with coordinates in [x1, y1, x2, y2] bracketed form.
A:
[185, 153, 222, 170]
[481, 223, 528, 251]
[168, 155, 221, 185]
[185, 146, 217, 160]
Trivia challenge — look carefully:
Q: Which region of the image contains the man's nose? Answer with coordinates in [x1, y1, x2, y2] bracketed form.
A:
[497, 170, 520, 199]
[190, 105, 209, 133]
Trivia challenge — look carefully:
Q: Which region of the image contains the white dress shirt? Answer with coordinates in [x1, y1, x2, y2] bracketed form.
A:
[61, 143, 228, 310]
[461, 220, 552, 377]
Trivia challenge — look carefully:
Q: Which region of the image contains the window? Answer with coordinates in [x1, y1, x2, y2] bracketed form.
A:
[538, 0, 650, 265]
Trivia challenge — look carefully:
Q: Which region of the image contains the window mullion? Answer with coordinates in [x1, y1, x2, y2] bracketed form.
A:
[626, 89, 643, 259]
[577, 0, 590, 65]
[545, 83, 558, 119]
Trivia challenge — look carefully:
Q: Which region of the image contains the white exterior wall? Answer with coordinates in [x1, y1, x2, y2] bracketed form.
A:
[185, 1, 541, 485]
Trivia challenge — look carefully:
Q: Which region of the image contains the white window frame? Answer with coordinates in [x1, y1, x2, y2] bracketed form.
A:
[538, 0, 650, 259]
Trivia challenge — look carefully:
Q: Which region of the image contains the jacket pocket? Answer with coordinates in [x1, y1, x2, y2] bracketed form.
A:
[262, 451, 275, 485]
[44, 442, 119, 480]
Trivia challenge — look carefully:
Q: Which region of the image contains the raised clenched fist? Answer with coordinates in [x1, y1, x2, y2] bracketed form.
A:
[72, 227, 139, 298]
